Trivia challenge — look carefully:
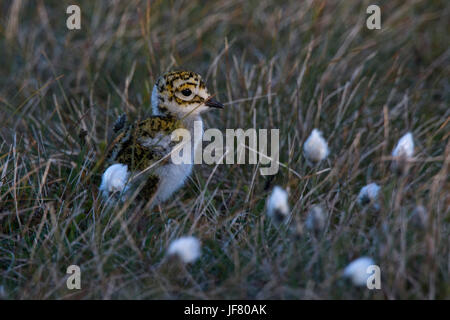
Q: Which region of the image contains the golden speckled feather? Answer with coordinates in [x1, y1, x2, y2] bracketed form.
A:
[100, 70, 223, 207]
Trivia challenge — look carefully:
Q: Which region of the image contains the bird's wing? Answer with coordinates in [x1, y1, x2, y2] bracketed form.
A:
[106, 115, 182, 171]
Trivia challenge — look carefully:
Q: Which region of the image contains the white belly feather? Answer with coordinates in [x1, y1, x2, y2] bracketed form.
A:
[154, 162, 193, 203]
[100, 118, 203, 207]
[153, 120, 203, 205]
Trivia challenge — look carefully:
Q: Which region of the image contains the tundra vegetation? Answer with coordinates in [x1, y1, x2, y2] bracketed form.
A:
[0, 0, 448, 299]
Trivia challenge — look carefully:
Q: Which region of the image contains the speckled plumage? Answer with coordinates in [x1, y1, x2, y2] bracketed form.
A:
[107, 115, 183, 171]
[101, 70, 223, 206]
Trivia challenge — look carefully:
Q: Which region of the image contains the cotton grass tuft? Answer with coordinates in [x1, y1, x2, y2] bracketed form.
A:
[357, 183, 380, 207]
[303, 129, 329, 164]
[305, 205, 326, 235]
[266, 186, 290, 224]
[392, 132, 414, 159]
[391, 132, 414, 173]
[343, 257, 375, 286]
[168, 236, 201, 264]
[99, 163, 130, 198]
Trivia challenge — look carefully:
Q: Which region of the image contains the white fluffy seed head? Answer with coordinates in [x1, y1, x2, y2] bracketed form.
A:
[357, 183, 380, 206]
[305, 205, 326, 234]
[343, 257, 375, 286]
[168, 236, 201, 264]
[392, 132, 414, 159]
[99, 163, 130, 197]
[266, 186, 290, 223]
[303, 129, 329, 163]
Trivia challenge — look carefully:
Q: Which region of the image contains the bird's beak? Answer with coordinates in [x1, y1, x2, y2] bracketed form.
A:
[205, 97, 224, 109]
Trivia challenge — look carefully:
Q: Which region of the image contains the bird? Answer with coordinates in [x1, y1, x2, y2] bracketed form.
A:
[100, 70, 224, 207]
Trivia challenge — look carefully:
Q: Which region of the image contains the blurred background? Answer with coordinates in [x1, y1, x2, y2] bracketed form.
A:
[0, 0, 448, 299]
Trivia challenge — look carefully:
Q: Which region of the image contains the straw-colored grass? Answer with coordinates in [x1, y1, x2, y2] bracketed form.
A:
[0, 0, 448, 299]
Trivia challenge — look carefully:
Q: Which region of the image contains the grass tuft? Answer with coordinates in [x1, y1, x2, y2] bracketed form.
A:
[0, 0, 449, 299]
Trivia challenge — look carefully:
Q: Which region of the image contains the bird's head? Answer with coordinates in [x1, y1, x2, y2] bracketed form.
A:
[151, 70, 223, 118]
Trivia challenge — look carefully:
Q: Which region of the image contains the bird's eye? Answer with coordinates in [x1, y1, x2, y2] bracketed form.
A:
[181, 89, 192, 96]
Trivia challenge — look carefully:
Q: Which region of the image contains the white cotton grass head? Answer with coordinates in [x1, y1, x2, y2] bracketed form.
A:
[305, 205, 326, 235]
[357, 183, 380, 206]
[391, 132, 414, 174]
[343, 256, 375, 286]
[99, 163, 130, 198]
[266, 186, 290, 224]
[410, 205, 428, 228]
[168, 236, 201, 264]
[392, 132, 414, 159]
[303, 129, 329, 164]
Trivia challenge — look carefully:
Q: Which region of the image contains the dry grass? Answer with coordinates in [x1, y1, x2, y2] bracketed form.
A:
[0, 0, 449, 299]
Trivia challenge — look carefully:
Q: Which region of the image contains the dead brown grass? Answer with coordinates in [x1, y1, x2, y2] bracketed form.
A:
[0, 0, 448, 299]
